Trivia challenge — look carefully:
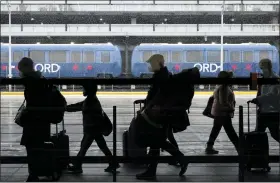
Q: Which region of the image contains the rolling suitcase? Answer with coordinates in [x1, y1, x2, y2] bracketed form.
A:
[122, 99, 147, 163]
[244, 102, 271, 172]
[29, 142, 59, 181]
[50, 119, 70, 174]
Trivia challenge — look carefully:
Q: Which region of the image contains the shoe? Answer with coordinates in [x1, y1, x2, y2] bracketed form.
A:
[68, 164, 83, 174]
[26, 175, 40, 182]
[136, 171, 156, 180]
[205, 146, 219, 155]
[179, 162, 188, 176]
[104, 163, 120, 173]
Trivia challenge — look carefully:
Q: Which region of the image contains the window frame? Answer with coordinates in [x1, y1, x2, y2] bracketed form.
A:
[158, 51, 169, 62]
[186, 50, 204, 63]
[100, 51, 111, 63]
[206, 50, 227, 63]
[71, 51, 82, 63]
[13, 51, 24, 62]
[242, 51, 254, 63]
[29, 50, 46, 63]
[1, 51, 9, 62]
[171, 51, 183, 63]
[259, 50, 272, 61]
[83, 51, 95, 63]
[230, 51, 241, 63]
[49, 50, 67, 63]
[142, 50, 154, 62]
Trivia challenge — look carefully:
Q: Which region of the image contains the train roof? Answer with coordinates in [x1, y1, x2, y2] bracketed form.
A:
[136, 43, 277, 50]
[0, 43, 118, 50]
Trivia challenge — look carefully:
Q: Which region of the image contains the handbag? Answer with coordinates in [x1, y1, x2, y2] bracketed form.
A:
[102, 110, 113, 136]
[202, 96, 214, 119]
[14, 99, 26, 127]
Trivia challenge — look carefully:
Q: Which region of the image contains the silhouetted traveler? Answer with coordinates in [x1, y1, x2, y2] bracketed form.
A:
[134, 55, 188, 180]
[143, 54, 179, 162]
[251, 58, 280, 143]
[205, 71, 239, 154]
[66, 82, 120, 174]
[18, 57, 50, 182]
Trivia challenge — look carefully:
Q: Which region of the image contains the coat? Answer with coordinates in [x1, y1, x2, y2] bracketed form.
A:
[211, 85, 235, 118]
[66, 95, 104, 134]
[20, 71, 51, 146]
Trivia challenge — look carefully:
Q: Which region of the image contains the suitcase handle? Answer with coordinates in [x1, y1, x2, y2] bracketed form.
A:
[55, 119, 65, 137]
[133, 99, 145, 117]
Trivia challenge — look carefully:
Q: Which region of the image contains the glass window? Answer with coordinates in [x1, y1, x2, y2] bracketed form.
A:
[171, 51, 183, 62]
[243, 51, 254, 62]
[259, 51, 270, 60]
[49, 51, 66, 63]
[71, 51, 81, 62]
[207, 51, 226, 63]
[159, 51, 168, 62]
[230, 51, 241, 62]
[1, 51, 8, 62]
[30, 51, 45, 63]
[101, 51, 110, 63]
[186, 51, 203, 62]
[13, 51, 23, 62]
[83, 51, 95, 62]
[143, 51, 153, 62]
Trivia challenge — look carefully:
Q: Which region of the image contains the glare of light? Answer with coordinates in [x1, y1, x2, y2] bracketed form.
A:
[212, 42, 215, 44]
[31, 18, 34, 21]
[162, 22, 164, 24]
[164, 18, 167, 22]
[41, 22, 43, 25]
[231, 18, 235, 22]
[100, 18, 103, 21]
[107, 42, 112, 44]
[104, 22, 106, 24]
[178, 42, 182, 44]
[71, 42, 75, 44]
[36, 42, 40, 44]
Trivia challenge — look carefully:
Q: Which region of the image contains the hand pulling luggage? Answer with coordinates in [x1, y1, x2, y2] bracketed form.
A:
[122, 99, 147, 163]
[50, 119, 70, 173]
[244, 102, 271, 172]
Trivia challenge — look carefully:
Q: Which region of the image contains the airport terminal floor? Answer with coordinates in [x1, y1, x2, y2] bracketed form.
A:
[1, 92, 280, 182]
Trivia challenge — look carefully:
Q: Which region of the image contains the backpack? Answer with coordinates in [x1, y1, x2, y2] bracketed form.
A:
[171, 67, 200, 113]
[46, 85, 67, 124]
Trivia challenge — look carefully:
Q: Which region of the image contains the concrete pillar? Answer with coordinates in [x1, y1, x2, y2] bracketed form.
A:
[131, 18, 137, 24]
[270, 16, 278, 24]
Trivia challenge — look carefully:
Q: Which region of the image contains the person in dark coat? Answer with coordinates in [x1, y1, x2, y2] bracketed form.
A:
[18, 57, 50, 182]
[66, 82, 120, 174]
[142, 54, 180, 164]
[135, 54, 188, 180]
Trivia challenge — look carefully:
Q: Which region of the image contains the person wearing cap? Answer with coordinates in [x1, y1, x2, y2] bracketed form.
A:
[205, 71, 239, 154]
[66, 82, 120, 174]
[135, 54, 188, 180]
[249, 58, 280, 143]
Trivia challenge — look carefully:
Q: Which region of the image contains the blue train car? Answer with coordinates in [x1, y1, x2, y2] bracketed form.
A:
[0, 43, 122, 78]
[131, 43, 279, 78]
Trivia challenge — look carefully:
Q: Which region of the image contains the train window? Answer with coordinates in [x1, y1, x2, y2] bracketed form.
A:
[171, 51, 183, 62]
[13, 51, 23, 62]
[71, 51, 81, 62]
[207, 51, 226, 63]
[230, 51, 241, 62]
[101, 51, 110, 63]
[243, 51, 254, 62]
[83, 51, 95, 62]
[143, 51, 153, 62]
[159, 51, 168, 62]
[259, 51, 270, 61]
[186, 51, 203, 62]
[1, 51, 8, 62]
[49, 51, 66, 63]
[30, 51, 45, 63]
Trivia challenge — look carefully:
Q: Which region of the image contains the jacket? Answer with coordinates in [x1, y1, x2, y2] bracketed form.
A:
[145, 67, 172, 106]
[20, 71, 51, 146]
[66, 95, 104, 134]
[211, 85, 235, 118]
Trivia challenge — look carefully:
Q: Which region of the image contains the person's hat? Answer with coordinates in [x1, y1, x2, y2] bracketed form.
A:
[146, 54, 165, 65]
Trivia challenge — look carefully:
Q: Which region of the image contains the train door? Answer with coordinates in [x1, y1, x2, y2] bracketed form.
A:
[241, 50, 255, 77]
